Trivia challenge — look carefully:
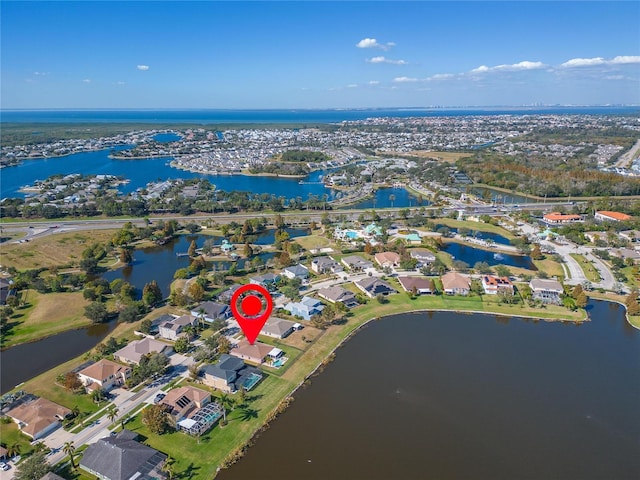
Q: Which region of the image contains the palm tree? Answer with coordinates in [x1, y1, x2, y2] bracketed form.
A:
[161, 457, 175, 480]
[197, 307, 206, 330]
[107, 404, 119, 426]
[63, 441, 76, 469]
[218, 393, 234, 424]
[237, 407, 258, 422]
[120, 413, 130, 431]
[6, 443, 20, 459]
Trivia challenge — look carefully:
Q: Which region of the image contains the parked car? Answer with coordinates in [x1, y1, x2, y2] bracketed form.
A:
[153, 393, 166, 404]
[0, 462, 10, 471]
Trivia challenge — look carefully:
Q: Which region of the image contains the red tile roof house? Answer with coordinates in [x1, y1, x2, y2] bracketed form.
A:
[594, 210, 632, 222]
[397, 276, 436, 294]
[6, 397, 71, 440]
[374, 251, 401, 268]
[441, 272, 471, 296]
[542, 212, 583, 225]
[77, 359, 132, 392]
[481, 275, 514, 295]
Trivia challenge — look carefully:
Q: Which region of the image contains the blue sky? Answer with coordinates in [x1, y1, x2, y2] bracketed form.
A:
[2, 1, 639, 109]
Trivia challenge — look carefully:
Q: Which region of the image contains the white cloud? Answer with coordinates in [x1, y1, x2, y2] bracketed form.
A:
[471, 65, 490, 73]
[610, 56, 640, 65]
[82, 79, 91, 83]
[367, 56, 407, 65]
[116, 81, 126, 85]
[428, 73, 456, 81]
[347, 84, 358, 88]
[137, 65, 150, 71]
[356, 38, 395, 51]
[561, 57, 605, 68]
[368, 80, 380, 85]
[393, 76, 418, 83]
[471, 61, 545, 73]
[33, 71, 49, 76]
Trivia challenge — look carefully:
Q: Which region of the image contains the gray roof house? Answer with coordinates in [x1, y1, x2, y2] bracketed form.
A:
[201, 354, 263, 393]
[317, 286, 359, 308]
[260, 317, 297, 339]
[409, 248, 436, 265]
[80, 430, 167, 480]
[282, 264, 309, 280]
[191, 301, 231, 323]
[530, 278, 564, 304]
[113, 338, 171, 365]
[249, 273, 281, 289]
[158, 314, 198, 341]
[284, 296, 324, 320]
[355, 277, 397, 298]
[310, 256, 343, 274]
[217, 284, 243, 303]
[341, 255, 374, 272]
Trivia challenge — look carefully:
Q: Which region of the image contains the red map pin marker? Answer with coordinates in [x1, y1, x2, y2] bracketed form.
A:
[230, 284, 273, 345]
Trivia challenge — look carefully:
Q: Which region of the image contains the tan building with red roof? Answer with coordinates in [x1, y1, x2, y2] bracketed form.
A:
[595, 211, 632, 222]
[77, 359, 131, 392]
[6, 397, 71, 439]
[230, 340, 280, 365]
[374, 251, 401, 268]
[542, 212, 583, 225]
[160, 386, 211, 421]
[441, 272, 471, 295]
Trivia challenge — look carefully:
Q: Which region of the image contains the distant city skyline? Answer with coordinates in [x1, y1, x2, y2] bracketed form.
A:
[1, 1, 639, 109]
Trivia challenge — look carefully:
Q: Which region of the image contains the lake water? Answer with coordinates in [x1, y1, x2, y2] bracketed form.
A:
[102, 230, 306, 298]
[218, 300, 640, 480]
[0, 320, 117, 394]
[443, 242, 535, 269]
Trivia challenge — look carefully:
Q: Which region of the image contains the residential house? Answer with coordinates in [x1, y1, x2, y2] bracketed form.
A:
[6, 397, 71, 440]
[530, 278, 564, 305]
[341, 255, 374, 272]
[41, 473, 66, 480]
[409, 248, 436, 266]
[113, 338, 171, 365]
[249, 272, 281, 290]
[619, 230, 640, 243]
[374, 251, 401, 269]
[190, 301, 230, 323]
[441, 272, 471, 295]
[159, 386, 210, 421]
[594, 210, 632, 222]
[80, 430, 167, 480]
[584, 231, 607, 244]
[355, 277, 397, 298]
[397, 276, 435, 295]
[482, 275, 514, 295]
[310, 256, 343, 274]
[201, 353, 263, 393]
[158, 314, 198, 341]
[77, 359, 131, 392]
[610, 248, 640, 264]
[542, 212, 583, 225]
[317, 286, 359, 308]
[218, 284, 242, 303]
[282, 264, 309, 281]
[220, 239, 235, 253]
[230, 340, 281, 365]
[284, 296, 324, 320]
[261, 317, 297, 339]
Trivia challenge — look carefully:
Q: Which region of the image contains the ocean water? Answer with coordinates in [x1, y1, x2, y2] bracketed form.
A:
[2, 106, 638, 124]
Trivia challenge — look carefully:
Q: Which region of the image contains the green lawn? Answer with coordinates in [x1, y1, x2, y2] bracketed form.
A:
[426, 217, 517, 239]
[0, 422, 35, 456]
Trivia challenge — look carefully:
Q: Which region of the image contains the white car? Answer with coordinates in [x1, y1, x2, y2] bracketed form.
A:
[0, 462, 10, 471]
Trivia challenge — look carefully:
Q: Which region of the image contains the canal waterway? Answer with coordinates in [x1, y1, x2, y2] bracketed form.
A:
[219, 300, 640, 480]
